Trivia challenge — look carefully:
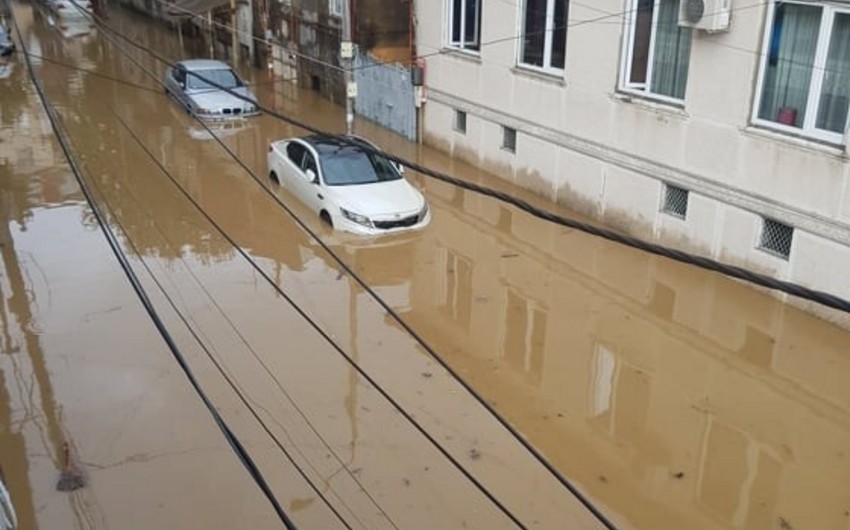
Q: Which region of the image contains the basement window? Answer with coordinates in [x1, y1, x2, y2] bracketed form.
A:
[758, 218, 793, 259]
[502, 126, 516, 153]
[454, 109, 467, 133]
[661, 184, 688, 219]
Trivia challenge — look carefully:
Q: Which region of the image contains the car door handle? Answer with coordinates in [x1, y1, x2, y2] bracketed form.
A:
[317, 193, 324, 200]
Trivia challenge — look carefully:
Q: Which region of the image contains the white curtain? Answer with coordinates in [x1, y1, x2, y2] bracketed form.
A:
[757, 3, 821, 127]
[650, 0, 692, 99]
[816, 13, 850, 133]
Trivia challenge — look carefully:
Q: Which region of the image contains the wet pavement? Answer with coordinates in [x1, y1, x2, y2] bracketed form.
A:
[1, 2, 849, 529]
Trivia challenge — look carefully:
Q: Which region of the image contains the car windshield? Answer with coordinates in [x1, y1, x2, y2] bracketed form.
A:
[320, 147, 402, 186]
[186, 68, 242, 90]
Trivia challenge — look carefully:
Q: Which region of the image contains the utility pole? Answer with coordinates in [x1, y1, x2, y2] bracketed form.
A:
[341, 0, 355, 135]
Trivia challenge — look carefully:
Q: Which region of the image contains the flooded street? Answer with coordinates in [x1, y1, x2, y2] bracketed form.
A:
[1, 2, 849, 529]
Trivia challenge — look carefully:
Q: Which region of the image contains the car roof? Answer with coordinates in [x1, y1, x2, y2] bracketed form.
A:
[178, 59, 233, 72]
[300, 134, 375, 156]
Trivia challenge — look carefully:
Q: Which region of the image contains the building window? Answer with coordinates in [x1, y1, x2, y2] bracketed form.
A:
[754, 2, 850, 144]
[329, 0, 343, 17]
[502, 126, 516, 152]
[448, 0, 482, 51]
[520, 0, 568, 71]
[621, 0, 692, 101]
[662, 183, 689, 219]
[758, 218, 793, 259]
[454, 109, 467, 133]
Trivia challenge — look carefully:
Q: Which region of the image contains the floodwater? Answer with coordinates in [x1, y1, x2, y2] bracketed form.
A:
[1, 3, 848, 530]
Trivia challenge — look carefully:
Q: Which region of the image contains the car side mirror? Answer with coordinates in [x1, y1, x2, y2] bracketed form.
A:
[305, 168, 318, 184]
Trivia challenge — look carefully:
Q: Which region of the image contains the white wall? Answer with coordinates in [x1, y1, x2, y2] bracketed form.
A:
[416, 0, 850, 324]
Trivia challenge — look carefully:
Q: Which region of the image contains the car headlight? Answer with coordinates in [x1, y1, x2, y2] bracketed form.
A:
[340, 207, 372, 228]
[418, 202, 429, 221]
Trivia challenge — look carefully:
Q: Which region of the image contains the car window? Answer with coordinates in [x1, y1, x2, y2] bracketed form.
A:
[186, 68, 243, 90]
[286, 142, 306, 167]
[320, 148, 402, 186]
[302, 152, 318, 176]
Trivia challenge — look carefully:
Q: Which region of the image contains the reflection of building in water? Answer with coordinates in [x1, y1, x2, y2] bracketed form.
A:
[407, 179, 850, 530]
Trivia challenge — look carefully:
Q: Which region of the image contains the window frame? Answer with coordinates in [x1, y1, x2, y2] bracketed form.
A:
[445, 0, 482, 53]
[752, 1, 850, 145]
[329, 0, 343, 18]
[517, 0, 569, 75]
[619, 0, 692, 105]
[502, 125, 517, 152]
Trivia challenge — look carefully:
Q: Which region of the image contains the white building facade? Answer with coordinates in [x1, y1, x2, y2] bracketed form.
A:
[415, 0, 850, 325]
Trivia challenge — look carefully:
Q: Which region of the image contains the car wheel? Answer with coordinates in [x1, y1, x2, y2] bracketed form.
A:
[269, 171, 279, 184]
[320, 211, 333, 228]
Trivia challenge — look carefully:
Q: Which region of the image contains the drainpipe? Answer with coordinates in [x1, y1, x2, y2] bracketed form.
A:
[230, 0, 238, 64]
[342, 0, 354, 134]
[207, 10, 214, 58]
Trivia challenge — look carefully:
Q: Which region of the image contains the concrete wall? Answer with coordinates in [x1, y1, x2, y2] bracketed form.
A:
[415, 0, 850, 322]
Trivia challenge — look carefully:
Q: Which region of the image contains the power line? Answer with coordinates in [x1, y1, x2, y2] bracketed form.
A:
[8, 11, 301, 530]
[72, 3, 850, 528]
[80, 13, 533, 530]
[77, 6, 624, 530]
[16, 50, 161, 92]
[88, 110, 394, 530]
[82, 3, 850, 316]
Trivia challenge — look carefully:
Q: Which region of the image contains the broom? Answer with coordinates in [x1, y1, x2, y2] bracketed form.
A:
[56, 442, 85, 492]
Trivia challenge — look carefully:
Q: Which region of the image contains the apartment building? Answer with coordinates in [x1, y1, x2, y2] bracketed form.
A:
[415, 0, 850, 324]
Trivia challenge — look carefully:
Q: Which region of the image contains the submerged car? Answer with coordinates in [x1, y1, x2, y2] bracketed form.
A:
[267, 135, 430, 235]
[46, 0, 93, 19]
[164, 59, 258, 119]
[0, 25, 14, 57]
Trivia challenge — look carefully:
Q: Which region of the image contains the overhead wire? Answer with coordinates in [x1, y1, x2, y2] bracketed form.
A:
[35, 2, 850, 529]
[68, 2, 850, 527]
[76, 13, 533, 529]
[89, 110, 391, 530]
[74, 3, 850, 317]
[14, 49, 161, 92]
[7, 10, 301, 530]
[75, 5, 625, 529]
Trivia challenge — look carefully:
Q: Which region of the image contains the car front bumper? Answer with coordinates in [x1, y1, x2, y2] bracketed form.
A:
[332, 209, 431, 237]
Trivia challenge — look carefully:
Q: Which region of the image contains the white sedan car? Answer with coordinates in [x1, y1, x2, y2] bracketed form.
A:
[267, 135, 430, 235]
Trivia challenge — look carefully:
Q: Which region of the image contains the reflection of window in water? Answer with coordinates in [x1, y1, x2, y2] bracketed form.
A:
[450, 186, 465, 210]
[588, 344, 651, 442]
[697, 419, 780, 528]
[648, 281, 676, 321]
[501, 289, 546, 384]
[496, 206, 512, 233]
[737, 326, 775, 369]
[438, 249, 472, 328]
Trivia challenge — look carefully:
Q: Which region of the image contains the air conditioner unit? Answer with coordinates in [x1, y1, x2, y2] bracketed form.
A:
[679, 0, 731, 33]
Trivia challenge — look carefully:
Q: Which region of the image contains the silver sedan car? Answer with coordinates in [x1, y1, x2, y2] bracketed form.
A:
[164, 59, 259, 119]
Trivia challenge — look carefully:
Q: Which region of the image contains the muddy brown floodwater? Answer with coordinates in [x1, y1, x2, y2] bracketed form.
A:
[1, 2, 849, 530]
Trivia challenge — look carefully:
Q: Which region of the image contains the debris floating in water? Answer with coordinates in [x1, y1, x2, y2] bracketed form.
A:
[56, 443, 86, 492]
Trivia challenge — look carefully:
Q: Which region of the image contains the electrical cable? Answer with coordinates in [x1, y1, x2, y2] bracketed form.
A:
[75, 6, 850, 529]
[89, 29, 527, 529]
[17, 49, 161, 92]
[28, 18, 399, 527]
[79, 8, 619, 529]
[87, 22, 531, 527]
[83, 6, 850, 316]
[9, 11, 300, 530]
[85, 111, 398, 530]
[87, 178, 363, 530]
